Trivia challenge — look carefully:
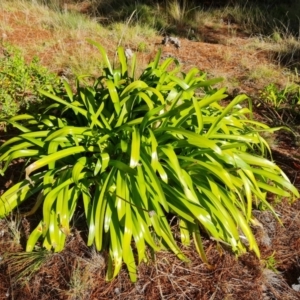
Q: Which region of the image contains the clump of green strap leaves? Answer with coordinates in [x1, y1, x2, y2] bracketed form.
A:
[0, 41, 298, 282]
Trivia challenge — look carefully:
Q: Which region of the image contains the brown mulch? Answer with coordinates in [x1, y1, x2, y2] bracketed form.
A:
[1, 209, 300, 300]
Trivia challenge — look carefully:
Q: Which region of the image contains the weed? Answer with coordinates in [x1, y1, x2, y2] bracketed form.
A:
[258, 81, 300, 131]
[67, 262, 90, 300]
[271, 31, 282, 43]
[263, 252, 279, 273]
[109, 22, 156, 45]
[134, 3, 167, 30]
[274, 38, 300, 69]
[66, 250, 105, 299]
[260, 82, 300, 110]
[137, 41, 147, 52]
[0, 43, 60, 119]
[249, 64, 279, 82]
[167, 0, 187, 25]
[2, 250, 50, 284]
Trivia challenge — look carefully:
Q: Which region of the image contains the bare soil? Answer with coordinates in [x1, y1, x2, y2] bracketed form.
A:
[1, 4, 300, 300]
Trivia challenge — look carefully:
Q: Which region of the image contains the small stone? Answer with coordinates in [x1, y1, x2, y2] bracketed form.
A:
[125, 48, 133, 59]
[169, 37, 181, 48]
[292, 284, 300, 292]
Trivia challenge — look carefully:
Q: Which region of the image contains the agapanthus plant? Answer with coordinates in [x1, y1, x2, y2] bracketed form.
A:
[0, 41, 298, 281]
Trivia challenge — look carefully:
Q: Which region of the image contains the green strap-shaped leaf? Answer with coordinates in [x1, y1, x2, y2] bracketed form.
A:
[161, 145, 199, 203]
[237, 169, 252, 222]
[149, 47, 161, 70]
[148, 129, 168, 183]
[72, 157, 88, 185]
[0, 142, 35, 161]
[192, 97, 203, 134]
[211, 133, 260, 143]
[136, 91, 154, 110]
[123, 241, 137, 282]
[45, 126, 92, 142]
[0, 120, 30, 133]
[155, 127, 222, 154]
[257, 181, 291, 197]
[130, 126, 141, 168]
[20, 136, 45, 148]
[198, 88, 227, 109]
[120, 80, 148, 97]
[117, 46, 128, 77]
[63, 79, 74, 102]
[0, 175, 44, 217]
[130, 52, 137, 79]
[191, 223, 210, 265]
[104, 193, 113, 232]
[116, 170, 126, 221]
[106, 79, 121, 114]
[68, 186, 81, 219]
[163, 182, 220, 237]
[39, 89, 89, 118]
[25, 145, 97, 179]
[206, 94, 249, 137]
[132, 212, 146, 264]
[179, 156, 235, 190]
[0, 131, 47, 150]
[90, 101, 105, 129]
[94, 158, 102, 176]
[47, 142, 60, 171]
[252, 168, 299, 197]
[42, 172, 87, 234]
[87, 188, 96, 246]
[151, 197, 186, 261]
[97, 152, 109, 174]
[211, 185, 260, 256]
[1, 149, 40, 175]
[9, 114, 36, 122]
[94, 167, 116, 250]
[140, 152, 169, 212]
[87, 39, 113, 74]
[48, 209, 60, 250]
[26, 221, 43, 252]
[135, 166, 149, 212]
[122, 198, 133, 261]
[179, 219, 190, 246]
[237, 151, 280, 170]
[108, 204, 123, 280]
[160, 57, 175, 72]
[139, 105, 164, 134]
[184, 67, 199, 85]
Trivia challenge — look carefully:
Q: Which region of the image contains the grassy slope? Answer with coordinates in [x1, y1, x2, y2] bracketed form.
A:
[1, 0, 299, 92]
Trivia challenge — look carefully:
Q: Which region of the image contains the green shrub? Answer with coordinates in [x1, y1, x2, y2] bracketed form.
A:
[0, 44, 60, 119]
[258, 82, 300, 129]
[260, 82, 300, 110]
[0, 41, 298, 282]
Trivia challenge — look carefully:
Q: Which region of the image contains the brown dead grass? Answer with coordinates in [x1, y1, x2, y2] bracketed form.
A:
[0, 3, 291, 94]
